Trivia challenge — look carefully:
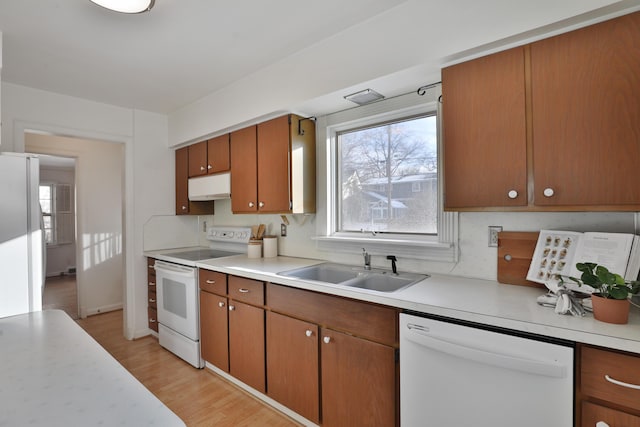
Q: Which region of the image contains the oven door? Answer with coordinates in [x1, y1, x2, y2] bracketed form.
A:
[154, 260, 199, 341]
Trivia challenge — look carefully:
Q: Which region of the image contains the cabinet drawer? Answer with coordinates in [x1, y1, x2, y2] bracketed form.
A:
[582, 346, 640, 412]
[267, 283, 398, 346]
[199, 269, 227, 295]
[148, 307, 158, 332]
[228, 275, 264, 306]
[148, 290, 157, 309]
[582, 401, 640, 427]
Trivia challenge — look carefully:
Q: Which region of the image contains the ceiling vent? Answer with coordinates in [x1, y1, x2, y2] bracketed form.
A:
[344, 89, 385, 106]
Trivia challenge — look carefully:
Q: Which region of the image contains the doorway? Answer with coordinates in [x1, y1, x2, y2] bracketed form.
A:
[38, 154, 78, 319]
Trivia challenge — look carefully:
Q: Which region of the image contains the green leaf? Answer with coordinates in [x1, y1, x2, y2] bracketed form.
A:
[608, 286, 628, 300]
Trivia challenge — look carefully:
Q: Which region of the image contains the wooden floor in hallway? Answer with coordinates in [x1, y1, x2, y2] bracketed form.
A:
[76, 310, 302, 427]
[43, 274, 78, 319]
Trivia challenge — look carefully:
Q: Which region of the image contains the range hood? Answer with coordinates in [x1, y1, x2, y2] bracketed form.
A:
[188, 173, 231, 201]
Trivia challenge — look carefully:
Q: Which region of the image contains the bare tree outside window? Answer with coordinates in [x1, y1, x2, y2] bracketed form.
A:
[337, 115, 438, 234]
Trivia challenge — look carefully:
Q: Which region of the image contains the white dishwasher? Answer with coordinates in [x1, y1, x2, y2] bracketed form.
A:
[400, 312, 574, 427]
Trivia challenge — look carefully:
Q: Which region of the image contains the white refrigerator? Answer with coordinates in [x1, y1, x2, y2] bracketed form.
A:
[0, 153, 44, 318]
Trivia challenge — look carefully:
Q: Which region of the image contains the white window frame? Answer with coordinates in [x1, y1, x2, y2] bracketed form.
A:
[314, 85, 458, 262]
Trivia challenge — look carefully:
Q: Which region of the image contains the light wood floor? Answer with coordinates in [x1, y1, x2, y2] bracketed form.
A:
[43, 274, 78, 319]
[76, 310, 302, 427]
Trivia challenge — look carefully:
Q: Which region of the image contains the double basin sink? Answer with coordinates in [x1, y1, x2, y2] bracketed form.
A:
[278, 263, 428, 293]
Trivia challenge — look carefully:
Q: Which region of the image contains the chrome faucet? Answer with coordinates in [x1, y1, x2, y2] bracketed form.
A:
[386, 255, 398, 275]
[362, 248, 371, 270]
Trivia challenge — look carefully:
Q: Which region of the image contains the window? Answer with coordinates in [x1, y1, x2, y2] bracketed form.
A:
[39, 183, 74, 246]
[337, 115, 438, 235]
[39, 184, 54, 244]
[315, 86, 458, 262]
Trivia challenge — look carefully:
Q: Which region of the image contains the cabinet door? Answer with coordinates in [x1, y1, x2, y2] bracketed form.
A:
[257, 115, 291, 213]
[320, 328, 396, 427]
[442, 46, 527, 209]
[207, 134, 230, 174]
[582, 401, 640, 427]
[175, 147, 190, 215]
[266, 312, 320, 424]
[199, 291, 229, 371]
[188, 141, 208, 177]
[230, 126, 258, 213]
[228, 300, 265, 392]
[531, 12, 640, 207]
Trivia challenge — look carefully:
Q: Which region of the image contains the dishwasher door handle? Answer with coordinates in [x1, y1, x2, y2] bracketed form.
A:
[405, 327, 567, 378]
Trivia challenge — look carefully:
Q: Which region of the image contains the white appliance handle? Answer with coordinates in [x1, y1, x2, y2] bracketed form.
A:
[154, 261, 196, 278]
[405, 324, 566, 378]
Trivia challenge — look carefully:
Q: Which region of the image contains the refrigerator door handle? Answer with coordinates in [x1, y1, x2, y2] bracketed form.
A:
[405, 326, 566, 378]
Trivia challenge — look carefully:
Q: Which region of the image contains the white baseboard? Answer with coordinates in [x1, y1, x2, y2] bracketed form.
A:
[84, 303, 123, 317]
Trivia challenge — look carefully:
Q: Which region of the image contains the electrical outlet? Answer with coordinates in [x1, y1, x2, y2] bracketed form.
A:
[488, 226, 502, 247]
[280, 223, 287, 237]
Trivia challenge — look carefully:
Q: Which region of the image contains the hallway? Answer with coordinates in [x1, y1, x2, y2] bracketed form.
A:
[42, 275, 78, 319]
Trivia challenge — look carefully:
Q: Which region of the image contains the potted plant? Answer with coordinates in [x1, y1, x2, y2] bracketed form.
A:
[561, 262, 640, 324]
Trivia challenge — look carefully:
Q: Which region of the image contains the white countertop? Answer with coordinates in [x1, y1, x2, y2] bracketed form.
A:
[0, 310, 185, 427]
[191, 254, 640, 355]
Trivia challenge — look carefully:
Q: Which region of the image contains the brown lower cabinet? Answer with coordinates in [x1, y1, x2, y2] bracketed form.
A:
[578, 344, 640, 426]
[266, 283, 398, 426]
[267, 311, 320, 423]
[147, 258, 158, 332]
[199, 271, 399, 426]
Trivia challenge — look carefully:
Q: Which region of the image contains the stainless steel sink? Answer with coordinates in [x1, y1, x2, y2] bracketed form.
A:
[345, 271, 426, 293]
[278, 263, 360, 284]
[278, 263, 428, 293]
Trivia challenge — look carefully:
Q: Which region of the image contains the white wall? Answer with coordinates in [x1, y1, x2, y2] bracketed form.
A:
[2, 82, 173, 339]
[40, 166, 76, 277]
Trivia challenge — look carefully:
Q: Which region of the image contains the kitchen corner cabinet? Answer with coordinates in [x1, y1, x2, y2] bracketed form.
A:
[442, 11, 640, 211]
[230, 114, 316, 214]
[578, 345, 640, 426]
[147, 258, 158, 333]
[175, 147, 214, 215]
[188, 134, 230, 178]
[267, 283, 398, 426]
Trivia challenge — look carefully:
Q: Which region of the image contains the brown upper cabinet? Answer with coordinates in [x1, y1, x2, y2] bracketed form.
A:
[442, 11, 640, 211]
[442, 46, 527, 209]
[175, 146, 214, 215]
[230, 114, 316, 214]
[188, 134, 230, 178]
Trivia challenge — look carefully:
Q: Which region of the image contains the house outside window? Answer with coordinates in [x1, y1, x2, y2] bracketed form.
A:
[337, 115, 438, 235]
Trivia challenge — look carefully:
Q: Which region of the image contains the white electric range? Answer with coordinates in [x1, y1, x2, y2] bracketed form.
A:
[151, 226, 251, 368]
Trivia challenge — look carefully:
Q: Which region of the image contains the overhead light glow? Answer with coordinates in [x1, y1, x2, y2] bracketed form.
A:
[90, 0, 155, 13]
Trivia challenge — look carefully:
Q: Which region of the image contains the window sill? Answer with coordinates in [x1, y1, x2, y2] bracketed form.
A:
[312, 235, 457, 262]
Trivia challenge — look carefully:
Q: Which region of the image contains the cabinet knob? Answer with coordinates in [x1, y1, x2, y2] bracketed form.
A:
[248, 202, 255, 208]
[238, 288, 250, 293]
[206, 279, 215, 284]
[218, 301, 225, 308]
[200, 166, 205, 171]
[507, 190, 518, 199]
[305, 330, 313, 337]
[149, 298, 156, 303]
[149, 318, 156, 323]
[259, 201, 265, 208]
[148, 282, 155, 287]
[543, 188, 555, 197]
[228, 305, 235, 311]
[596, 422, 610, 427]
[207, 164, 212, 170]
[323, 336, 331, 344]
[181, 205, 187, 211]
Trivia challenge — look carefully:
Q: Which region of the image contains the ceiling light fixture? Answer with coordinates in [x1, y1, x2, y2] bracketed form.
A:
[344, 89, 385, 106]
[90, 0, 155, 13]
